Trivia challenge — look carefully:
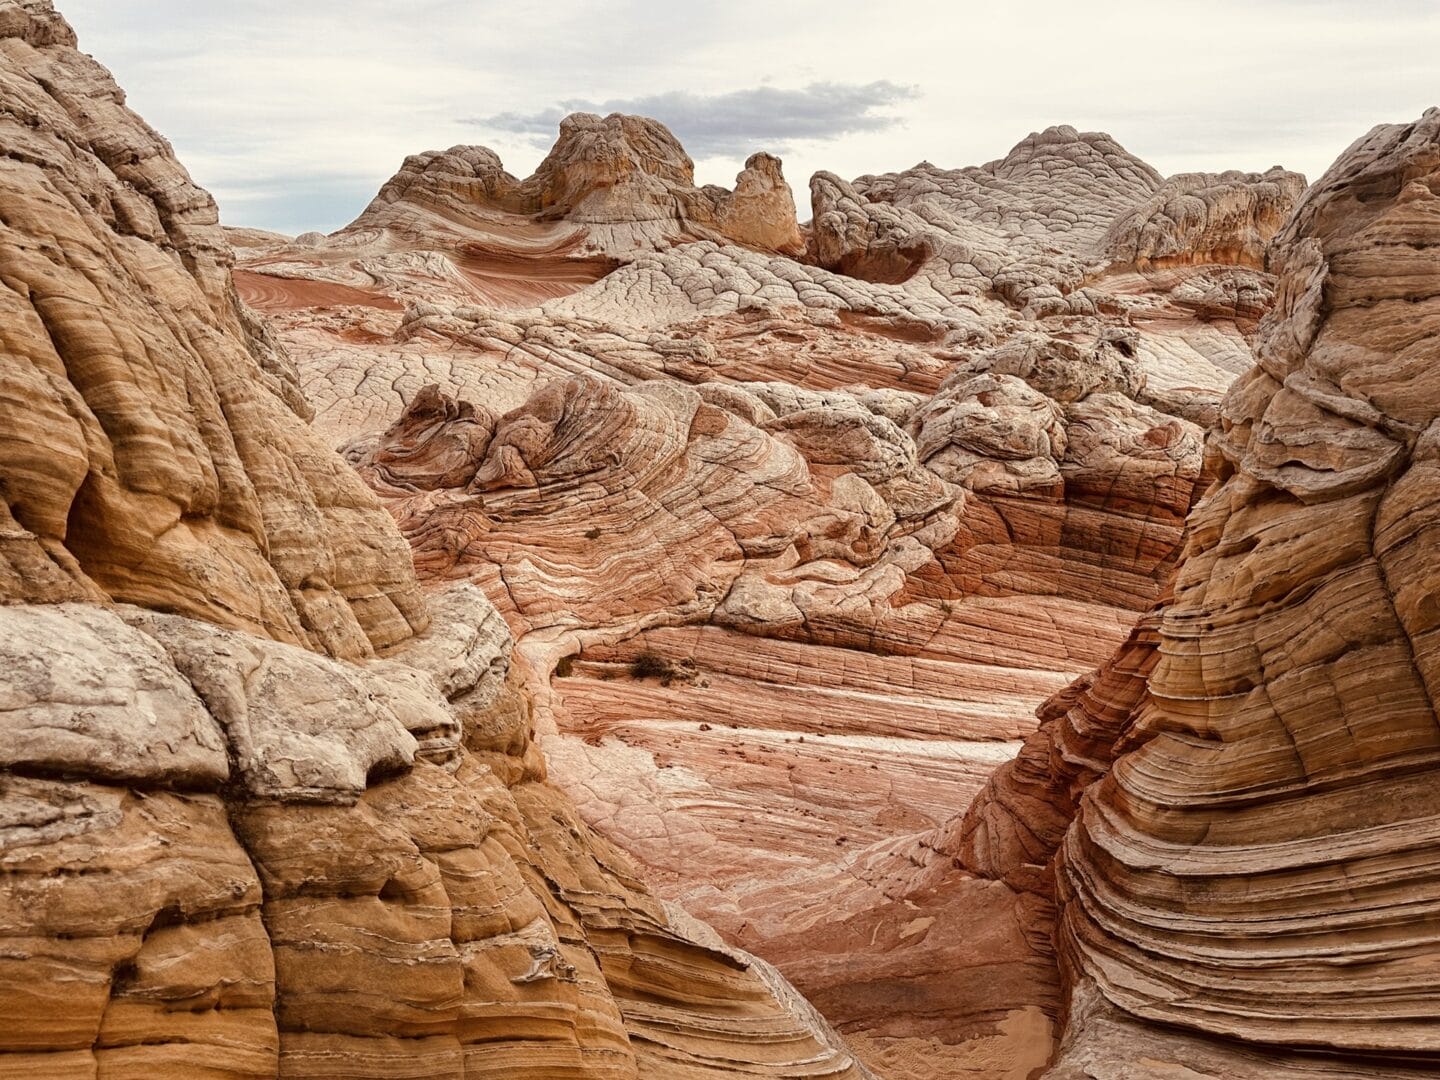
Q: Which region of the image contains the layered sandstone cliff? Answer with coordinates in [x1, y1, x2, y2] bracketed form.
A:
[225, 59, 1323, 1073]
[1046, 106, 1440, 1077]
[0, 4, 871, 1077]
[12, 2, 1438, 1077]
[944, 110, 1440, 1078]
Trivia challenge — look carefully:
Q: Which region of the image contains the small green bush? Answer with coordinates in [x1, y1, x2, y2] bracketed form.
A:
[628, 652, 702, 688]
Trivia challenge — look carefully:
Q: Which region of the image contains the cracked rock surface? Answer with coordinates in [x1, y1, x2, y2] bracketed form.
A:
[220, 28, 1350, 1076]
[0, 4, 873, 1078]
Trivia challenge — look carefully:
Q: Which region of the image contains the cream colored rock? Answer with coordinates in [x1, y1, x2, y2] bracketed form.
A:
[1100, 166, 1307, 270]
[0, 5, 877, 1078]
[909, 373, 1068, 494]
[123, 610, 420, 803]
[0, 604, 228, 786]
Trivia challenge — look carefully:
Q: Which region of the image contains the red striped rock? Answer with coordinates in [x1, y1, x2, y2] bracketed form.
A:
[305, 103, 1293, 1079]
[1049, 108, 1440, 1075]
[0, 5, 873, 1078]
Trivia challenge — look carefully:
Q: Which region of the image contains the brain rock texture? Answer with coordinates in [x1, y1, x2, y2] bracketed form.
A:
[0, 4, 871, 1077]
[5, 1, 1440, 1078]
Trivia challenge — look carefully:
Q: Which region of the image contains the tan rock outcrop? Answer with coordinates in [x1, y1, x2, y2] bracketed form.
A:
[0, 0, 425, 658]
[926, 108, 1440, 1079]
[1048, 106, 1440, 1073]
[1099, 166, 1307, 270]
[350, 113, 806, 258]
[0, 5, 874, 1078]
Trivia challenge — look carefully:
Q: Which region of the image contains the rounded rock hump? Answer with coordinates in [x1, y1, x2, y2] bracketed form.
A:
[348, 111, 806, 257]
[1100, 166, 1308, 270]
[354, 144, 525, 225]
[524, 111, 698, 218]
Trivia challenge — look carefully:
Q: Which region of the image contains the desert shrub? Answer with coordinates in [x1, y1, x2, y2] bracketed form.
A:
[628, 652, 702, 687]
[630, 651, 674, 682]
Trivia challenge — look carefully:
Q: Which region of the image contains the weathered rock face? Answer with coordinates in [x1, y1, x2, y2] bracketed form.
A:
[938, 108, 1440, 1078]
[0, 0, 426, 659]
[1045, 107, 1440, 1076]
[1100, 167, 1308, 270]
[227, 68, 1322, 1072]
[0, 593, 873, 1079]
[351, 113, 807, 258]
[0, 4, 874, 1078]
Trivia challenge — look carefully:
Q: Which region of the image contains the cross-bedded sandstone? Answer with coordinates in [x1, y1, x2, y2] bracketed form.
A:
[238, 74, 1308, 1078]
[0, 5, 875, 1077]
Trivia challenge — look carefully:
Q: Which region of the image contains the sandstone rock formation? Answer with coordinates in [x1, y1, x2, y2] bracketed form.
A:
[19, 1, 1439, 1077]
[232, 112, 806, 325]
[352, 113, 806, 258]
[913, 109, 1440, 1078]
[223, 57, 1320, 1073]
[0, 4, 872, 1077]
[1046, 106, 1440, 1076]
[0, 0, 426, 656]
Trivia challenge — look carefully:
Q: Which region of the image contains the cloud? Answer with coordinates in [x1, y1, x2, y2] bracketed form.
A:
[54, 0, 1440, 232]
[467, 81, 920, 158]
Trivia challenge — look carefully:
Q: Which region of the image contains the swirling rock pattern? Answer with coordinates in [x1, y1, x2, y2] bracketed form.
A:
[1046, 108, 1440, 1075]
[0, 5, 874, 1078]
[945, 109, 1440, 1079]
[256, 79, 1309, 1078]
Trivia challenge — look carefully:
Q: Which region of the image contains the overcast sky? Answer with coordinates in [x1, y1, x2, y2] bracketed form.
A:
[59, 1, 1440, 236]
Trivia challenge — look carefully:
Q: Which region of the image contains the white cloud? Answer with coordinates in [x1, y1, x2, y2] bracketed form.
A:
[57, 0, 1440, 234]
[470, 82, 919, 157]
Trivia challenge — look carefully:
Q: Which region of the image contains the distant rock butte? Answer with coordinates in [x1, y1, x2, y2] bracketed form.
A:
[350, 114, 807, 257]
[233, 112, 808, 319]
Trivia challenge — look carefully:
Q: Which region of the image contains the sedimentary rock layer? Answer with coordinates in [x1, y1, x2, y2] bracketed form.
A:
[246, 82, 1305, 1075]
[0, 0, 425, 658]
[1047, 108, 1440, 1074]
[0, 5, 871, 1077]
